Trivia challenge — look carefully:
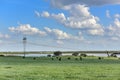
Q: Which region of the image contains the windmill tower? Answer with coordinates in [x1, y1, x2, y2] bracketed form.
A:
[23, 37, 27, 58]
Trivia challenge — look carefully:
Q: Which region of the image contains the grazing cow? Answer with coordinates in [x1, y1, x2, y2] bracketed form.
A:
[22, 56, 25, 59]
[52, 58, 54, 60]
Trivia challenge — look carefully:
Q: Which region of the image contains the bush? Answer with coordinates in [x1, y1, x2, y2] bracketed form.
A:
[80, 53, 87, 57]
[67, 57, 71, 60]
[53, 51, 62, 56]
[72, 52, 79, 56]
[33, 57, 36, 60]
[75, 58, 78, 60]
[51, 58, 54, 60]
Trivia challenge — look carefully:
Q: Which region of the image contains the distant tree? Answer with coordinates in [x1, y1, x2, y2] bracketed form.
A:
[72, 52, 79, 56]
[53, 51, 62, 56]
[110, 53, 117, 57]
[80, 53, 87, 57]
[0, 55, 4, 57]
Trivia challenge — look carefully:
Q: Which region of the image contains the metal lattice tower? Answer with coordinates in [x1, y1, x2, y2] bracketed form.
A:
[23, 37, 27, 58]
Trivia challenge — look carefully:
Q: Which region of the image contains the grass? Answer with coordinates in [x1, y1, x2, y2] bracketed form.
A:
[0, 56, 120, 80]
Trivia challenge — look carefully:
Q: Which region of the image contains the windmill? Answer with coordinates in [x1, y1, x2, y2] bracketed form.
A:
[23, 37, 27, 58]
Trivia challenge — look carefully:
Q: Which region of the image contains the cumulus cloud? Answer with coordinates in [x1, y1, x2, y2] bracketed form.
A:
[51, 13, 66, 23]
[0, 33, 10, 38]
[44, 27, 71, 39]
[87, 28, 104, 36]
[114, 14, 120, 18]
[44, 27, 84, 40]
[41, 11, 50, 18]
[40, 4, 104, 36]
[51, 0, 120, 7]
[9, 24, 46, 36]
[107, 18, 120, 40]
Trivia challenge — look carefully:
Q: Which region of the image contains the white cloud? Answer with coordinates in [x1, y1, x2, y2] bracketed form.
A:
[0, 33, 10, 38]
[63, 4, 90, 17]
[41, 4, 104, 36]
[9, 24, 46, 36]
[114, 14, 120, 18]
[44, 27, 71, 39]
[35, 11, 50, 18]
[62, 5, 100, 29]
[114, 18, 120, 27]
[51, 13, 66, 22]
[44, 27, 52, 33]
[78, 32, 82, 36]
[56, 40, 64, 44]
[44, 27, 84, 40]
[106, 10, 111, 18]
[51, 0, 120, 7]
[41, 11, 50, 18]
[107, 18, 120, 40]
[87, 28, 104, 36]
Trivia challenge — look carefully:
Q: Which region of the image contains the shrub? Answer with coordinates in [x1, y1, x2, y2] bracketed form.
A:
[52, 58, 54, 60]
[33, 57, 36, 60]
[80, 53, 87, 57]
[67, 57, 71, 60]
[72, 52, 79, 56]
[54, 51, 62, 56]
[75, 58, 78, 60]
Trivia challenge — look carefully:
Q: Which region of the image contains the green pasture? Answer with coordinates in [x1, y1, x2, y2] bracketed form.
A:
[0, 56, 120, 80]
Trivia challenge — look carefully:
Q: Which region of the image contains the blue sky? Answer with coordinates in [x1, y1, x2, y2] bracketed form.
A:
[0, 0, 120, 51]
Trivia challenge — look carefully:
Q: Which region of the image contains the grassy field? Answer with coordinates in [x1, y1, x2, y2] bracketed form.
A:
[0, 56, 120, 80]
